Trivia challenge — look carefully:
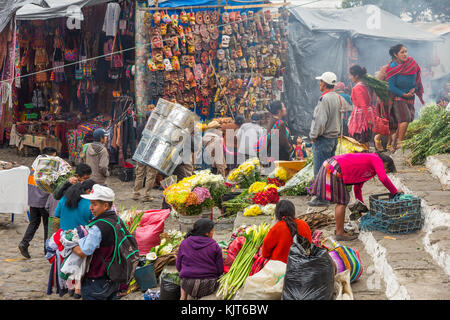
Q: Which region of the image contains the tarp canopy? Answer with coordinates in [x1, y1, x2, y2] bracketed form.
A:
[15, 0, 111, 20]
[284, 5, 442, 136]
[0, 0, 34, 33]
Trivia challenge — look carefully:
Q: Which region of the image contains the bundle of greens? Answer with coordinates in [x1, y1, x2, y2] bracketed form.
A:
[402, 105, 449, 165]
[362, 73, 390, 103]
[217, 223, 270, 300]
[221, 189, 253, 217]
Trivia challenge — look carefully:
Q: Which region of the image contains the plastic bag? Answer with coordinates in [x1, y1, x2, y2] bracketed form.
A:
[32, 155, 73, 193]
[282, 235, 335, 300]
[237, 260, 286, 300]
[159, 272, 181, 300]
[135, 209, 170, 255]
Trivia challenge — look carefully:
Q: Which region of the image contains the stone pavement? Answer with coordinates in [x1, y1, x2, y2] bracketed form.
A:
[0, 146, 449, 300]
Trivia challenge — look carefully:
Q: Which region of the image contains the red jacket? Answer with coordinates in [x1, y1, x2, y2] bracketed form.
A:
[261, 219, 312, 263]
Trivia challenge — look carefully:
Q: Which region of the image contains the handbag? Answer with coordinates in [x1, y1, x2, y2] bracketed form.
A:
[373, 102, 390, 136]
[111, 34, 124, 68]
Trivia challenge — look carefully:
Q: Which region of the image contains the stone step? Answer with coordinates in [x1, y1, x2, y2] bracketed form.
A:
[389, 150, 450, 277]
[357, 179, 450, 299]
[425, 154, 450, 191]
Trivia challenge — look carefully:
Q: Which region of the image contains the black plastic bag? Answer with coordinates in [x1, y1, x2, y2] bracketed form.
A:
[282, 235, 335, 300]
[159, 273, 181, 300]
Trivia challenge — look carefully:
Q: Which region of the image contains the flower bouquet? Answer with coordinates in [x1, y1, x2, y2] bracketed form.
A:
[252, 187, 280, 206]
[118, 207, 145, 234]
[145, 229, 185, 262]
[164, 170, 228, 215]
[278, 162, 314, 196]
[226, 158, 262, 189]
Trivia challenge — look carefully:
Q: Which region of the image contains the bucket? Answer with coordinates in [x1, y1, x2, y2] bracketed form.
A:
[134, 263, 158, 291]
[178, 213, 202, 232]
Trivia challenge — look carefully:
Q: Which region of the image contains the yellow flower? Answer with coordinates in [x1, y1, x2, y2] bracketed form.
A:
[275, 167, 288, 182]
[249, 181, 267, 193]
[243, 205, 262, 217]
[264, 184, 279, 190]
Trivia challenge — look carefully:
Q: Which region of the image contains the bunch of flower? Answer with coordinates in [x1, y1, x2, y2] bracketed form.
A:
[227, 158, 261, 189]
[163, 170, 227, 215]
[264, 183, 279, 191]
[261, 204, 276, 216]
[243, 204, 262, 217]
[118, 207, 145, 234]
[146, 230, 185, 262]
[252, 187, 280, 206]
[248, 181, 267, 194]
[267, 177, 285, 187]
[274, 167, 288, 182]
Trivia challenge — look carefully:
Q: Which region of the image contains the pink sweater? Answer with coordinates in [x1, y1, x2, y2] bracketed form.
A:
[334, 153, 397, 203]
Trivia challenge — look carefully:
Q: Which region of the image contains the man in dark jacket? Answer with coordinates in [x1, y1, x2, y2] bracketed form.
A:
[85, 129, 110, 185]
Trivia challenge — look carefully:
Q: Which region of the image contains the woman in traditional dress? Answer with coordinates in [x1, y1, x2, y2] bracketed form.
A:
[347, 65, 375, 149]
[309, 152, 401, 241]
[385, 44, 425, 150]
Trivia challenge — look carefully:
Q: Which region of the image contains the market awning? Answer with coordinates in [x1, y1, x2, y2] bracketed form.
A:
[0, 0, 34, 33]
[288, 4, 444, 42]
[15, 0, 111, 20]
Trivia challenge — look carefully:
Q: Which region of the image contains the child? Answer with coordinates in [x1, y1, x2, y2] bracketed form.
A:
[19, 147, 57, 259]
[72, 184, 120, 300]
[261, 200, 312, 263]
[176, 218, 224, 300]
[294, 136, 307, 160]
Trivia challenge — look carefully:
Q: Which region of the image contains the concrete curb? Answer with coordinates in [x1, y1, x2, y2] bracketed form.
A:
[389, 174, 450, 277]
[358, 231, 410, 300]
[425, 156, 450, 190]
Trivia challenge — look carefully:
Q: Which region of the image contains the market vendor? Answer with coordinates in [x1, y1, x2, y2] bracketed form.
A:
[176, 218, 224, 300]
[309, 152, 401, 241]
[202, 121, 227, 177]
[261, 200, 312, 263]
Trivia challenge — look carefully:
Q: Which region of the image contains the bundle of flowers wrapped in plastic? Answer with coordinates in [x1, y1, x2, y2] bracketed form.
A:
[278, 162, 314, 196]
[32, 155, 74, 194]
[226, 158, 262, 189]
[118, 207, 145, 234]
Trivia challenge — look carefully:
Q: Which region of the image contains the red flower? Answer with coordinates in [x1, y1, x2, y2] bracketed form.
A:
[268, 177, 285, 187]
[252, 187, 279, 205]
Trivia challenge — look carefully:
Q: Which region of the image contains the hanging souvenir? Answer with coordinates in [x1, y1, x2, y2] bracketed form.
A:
[180, 11, 188, 24]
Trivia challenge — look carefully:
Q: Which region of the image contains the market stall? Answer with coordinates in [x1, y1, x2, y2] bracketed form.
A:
[0, 1, 138, 163]
[134, 0, 290, 121]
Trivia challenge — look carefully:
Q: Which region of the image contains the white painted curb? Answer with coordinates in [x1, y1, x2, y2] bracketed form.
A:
[425, 156, 449, 190]
[358, 231, 410, 300]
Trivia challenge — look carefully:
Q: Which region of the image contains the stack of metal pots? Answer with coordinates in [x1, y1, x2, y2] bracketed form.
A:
[133, 98, 197, 176]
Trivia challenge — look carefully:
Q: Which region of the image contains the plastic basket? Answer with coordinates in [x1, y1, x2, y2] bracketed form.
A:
[24, 103, 34, 109]
[25, 113, 38, 120]
[360, 193, 424, 234]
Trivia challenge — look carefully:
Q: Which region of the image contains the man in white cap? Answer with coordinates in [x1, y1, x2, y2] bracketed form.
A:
[72, 184, 121, 300]
[308, 72, 344, 207]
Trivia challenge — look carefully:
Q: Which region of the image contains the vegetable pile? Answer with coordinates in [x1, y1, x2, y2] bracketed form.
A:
[402, 104, 450, 165]
[217, 223, 270, 300]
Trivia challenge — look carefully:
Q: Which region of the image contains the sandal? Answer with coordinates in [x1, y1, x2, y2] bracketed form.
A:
[335, 233, 359, 241]
[374, 136, 383, 151]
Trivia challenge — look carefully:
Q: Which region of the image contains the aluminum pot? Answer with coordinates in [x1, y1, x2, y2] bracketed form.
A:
[167, 103, 195, 129]
[140, 134, 182, 176]
[154, 98, 174, 117]
[132, 130, 153, 164]
[145, 113, 165, 133]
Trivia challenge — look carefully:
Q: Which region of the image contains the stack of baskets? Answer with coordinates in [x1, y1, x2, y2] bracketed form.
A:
[359, 193, 424, 234]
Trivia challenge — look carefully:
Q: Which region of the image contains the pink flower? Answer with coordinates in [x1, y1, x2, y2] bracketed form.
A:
[193, 187, 212, 204]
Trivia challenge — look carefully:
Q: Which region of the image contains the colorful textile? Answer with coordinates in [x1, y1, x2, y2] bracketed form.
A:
[328, 246, 363, 283]
[309, 158, 350, 205]
[385, 57, 424, 105]
[348, 82, 375, 136]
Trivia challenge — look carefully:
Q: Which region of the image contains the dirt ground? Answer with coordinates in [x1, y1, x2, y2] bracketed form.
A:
[1, 145, 449, 301]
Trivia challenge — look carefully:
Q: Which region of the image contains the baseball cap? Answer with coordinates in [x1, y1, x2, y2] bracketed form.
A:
[92, 128, 108, 141]
[81, 184, 115, 202]
[315, 72, 337, 85]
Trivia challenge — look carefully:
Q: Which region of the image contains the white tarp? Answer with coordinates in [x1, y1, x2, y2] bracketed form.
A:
[0, 0, 34, 33]
[0, 166, 30, 214]
[16, 0, 111, 20]
[289, 4, 443, 42]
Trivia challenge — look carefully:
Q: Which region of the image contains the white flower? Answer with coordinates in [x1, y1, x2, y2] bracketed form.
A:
[146, 252, 157, 261]
[159, 244, 174, 255]
[160, 238, 167, 246]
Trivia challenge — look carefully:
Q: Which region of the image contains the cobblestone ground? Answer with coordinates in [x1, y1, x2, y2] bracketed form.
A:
[1, 146, 449, 300]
